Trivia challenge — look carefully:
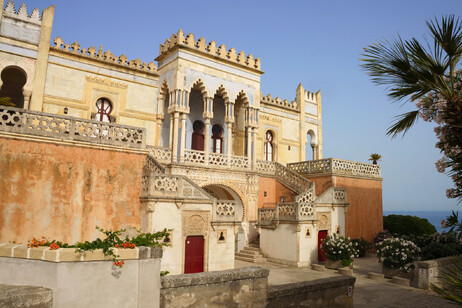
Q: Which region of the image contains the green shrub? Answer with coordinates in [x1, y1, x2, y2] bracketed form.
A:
[420, 242, 461, 261]
[383, 215, 436, 236]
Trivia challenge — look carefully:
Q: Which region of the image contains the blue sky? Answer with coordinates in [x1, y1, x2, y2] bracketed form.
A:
[20, 0, 462, 211]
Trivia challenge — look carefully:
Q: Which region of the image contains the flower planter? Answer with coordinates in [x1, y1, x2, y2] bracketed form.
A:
[326, 259, 353, 269]
[382, 266, 409, 279]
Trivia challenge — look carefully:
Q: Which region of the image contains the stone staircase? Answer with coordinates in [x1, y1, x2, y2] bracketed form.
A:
[235, 243, 267, 263]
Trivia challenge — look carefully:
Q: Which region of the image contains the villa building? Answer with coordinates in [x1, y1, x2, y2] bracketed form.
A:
[0, 0, 383, 274]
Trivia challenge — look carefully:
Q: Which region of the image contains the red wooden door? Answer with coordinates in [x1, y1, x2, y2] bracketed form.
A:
[184, 236, 204, 274]
[318, 230, 328, 262]
[192, 133, 204, 151]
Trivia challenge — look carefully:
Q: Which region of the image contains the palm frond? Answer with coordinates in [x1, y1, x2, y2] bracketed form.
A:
[386, 110, 420, 138]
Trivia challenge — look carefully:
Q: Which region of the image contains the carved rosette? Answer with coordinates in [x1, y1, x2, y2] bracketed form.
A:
[182, 211, 209, 237]
[317, 212, 331, 231]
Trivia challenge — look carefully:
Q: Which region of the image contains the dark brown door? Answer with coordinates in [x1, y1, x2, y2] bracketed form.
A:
[192, 120, 205, 151]
[318, 230, 328, 262]
[184, 236, 204, 273]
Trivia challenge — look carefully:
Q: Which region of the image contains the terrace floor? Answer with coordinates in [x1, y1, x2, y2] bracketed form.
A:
[235, 253, 459, 307]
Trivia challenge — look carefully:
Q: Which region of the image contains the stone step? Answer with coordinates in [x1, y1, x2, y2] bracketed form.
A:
[242, 248, 261, 255]
[235, 252, 259, 259]
[244, 246, 260, 252]
[249, 243, 260, 248]
[235, 255, 258, 263]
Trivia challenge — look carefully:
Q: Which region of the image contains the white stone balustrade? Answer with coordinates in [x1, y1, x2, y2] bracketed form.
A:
[147, 146, 172, 163]
[208, 152, 228, 166]
[213, 201, 237, 222]
[184, 149, 206, 164]
[258, 202, 315, 224]
[0, 106, 145, 149]
[230, 155, 249, 169]
[287, 158, 381, 179]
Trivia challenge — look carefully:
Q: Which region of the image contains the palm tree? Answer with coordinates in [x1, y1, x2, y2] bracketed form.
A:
[369, 153, 382, 165]
[360, 15, 462, 200]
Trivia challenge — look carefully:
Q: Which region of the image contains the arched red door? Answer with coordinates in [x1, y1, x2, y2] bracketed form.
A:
[184, 236, 204, 273]
[318, 230, 328, 262]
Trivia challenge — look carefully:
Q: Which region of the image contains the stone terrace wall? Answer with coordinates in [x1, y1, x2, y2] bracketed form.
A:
[0, 136, 147, 243]
[160, 267, 269, 308]
[0, 246, 162, 308]
[0, 284, 53, 308]
[268, 276, 355, 308]
[411, 255, 462, 290]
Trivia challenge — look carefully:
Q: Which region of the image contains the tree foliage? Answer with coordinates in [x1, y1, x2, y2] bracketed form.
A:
[383, 214, 436, 236]
[360, 15, 462, 201]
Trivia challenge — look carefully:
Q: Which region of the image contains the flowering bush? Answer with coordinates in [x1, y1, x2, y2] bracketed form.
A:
[376, 237, 420, 272]
[374, 230, 392, 245]
[321, 234, 359, 266]
[351, 237, 372, 257]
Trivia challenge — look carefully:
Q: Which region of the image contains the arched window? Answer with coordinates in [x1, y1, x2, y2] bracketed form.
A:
[212, 124, 223, 153]
[192, 120, 205, 151]
[0, 66, 27, 108]
[264, 131, 274, 161]
[95, 98, 113, 122]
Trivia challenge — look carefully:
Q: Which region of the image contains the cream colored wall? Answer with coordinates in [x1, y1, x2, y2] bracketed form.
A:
[42, 52, 159, 145]
[149, 200, 235, 275]
[208, 225, 235, 271]
[298, 223, 319, 265]
[260, 224, 298, 262]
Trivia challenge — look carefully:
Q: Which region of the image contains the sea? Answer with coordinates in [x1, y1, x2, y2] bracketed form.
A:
[383, 210, 459, 233]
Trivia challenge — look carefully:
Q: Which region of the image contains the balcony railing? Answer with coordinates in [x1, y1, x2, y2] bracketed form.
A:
[212, 201, 238, 222]
[258, 202, 315, 224]
[287, 158, 381, 179]
[147, 145, 171, 163]
[0, 106, 145, 149]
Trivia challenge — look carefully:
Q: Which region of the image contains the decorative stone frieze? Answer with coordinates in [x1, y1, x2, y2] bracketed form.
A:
[261, 93, 298, 111]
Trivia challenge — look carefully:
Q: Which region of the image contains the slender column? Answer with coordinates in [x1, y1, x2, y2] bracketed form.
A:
[227, 121, 232, 167]
[246, 126, 252, 168]
[171, 112, 179, 163]
[252, 127, 257, 169]
[179, 113, 186, 163]
[169, 116, 173, 148]
[23, 90, 32, 110]
[204, 118, 210, 165]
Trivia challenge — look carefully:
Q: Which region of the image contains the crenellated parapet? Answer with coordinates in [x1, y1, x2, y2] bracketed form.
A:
[51, 37, 158, 75]
[260, 93, 299, 111]
[157, 29, 262, 72]
[3, 1, 41, 25]
[305, 90, 318, 104]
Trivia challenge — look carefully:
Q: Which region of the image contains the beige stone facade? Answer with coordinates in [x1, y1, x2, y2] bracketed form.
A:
[0, 0, 382, 273]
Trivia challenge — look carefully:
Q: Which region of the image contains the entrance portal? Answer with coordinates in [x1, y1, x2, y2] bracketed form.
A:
[318, 230, 328, 262]
[184, 236, 204, 273]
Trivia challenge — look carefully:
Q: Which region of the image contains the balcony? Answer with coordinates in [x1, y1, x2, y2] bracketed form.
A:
[0, 106, 145, 149]
[287, 158, 381, 179]
[258, 202, 315, 226]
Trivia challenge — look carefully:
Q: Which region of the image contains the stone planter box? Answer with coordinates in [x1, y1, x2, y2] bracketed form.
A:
[0, 243, 162, 308]
[326, 259, 353, 270]
[382, 266, 409, 279]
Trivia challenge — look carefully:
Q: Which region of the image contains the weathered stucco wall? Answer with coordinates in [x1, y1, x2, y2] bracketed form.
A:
[308, 175, 383, 242]
[258, 177, 296, 208]
[0, 137, 146, 243]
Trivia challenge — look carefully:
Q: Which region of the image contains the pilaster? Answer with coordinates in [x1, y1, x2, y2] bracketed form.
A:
[171, 112, 179, 163]
[30, 5, 55, 111]
[179, 113, 186, 163]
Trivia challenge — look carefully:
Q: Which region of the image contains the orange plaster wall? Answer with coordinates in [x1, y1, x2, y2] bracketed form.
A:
[258, 177, 297, 208]
[308, 175, 383, 243]
[0, 137, 145, 244]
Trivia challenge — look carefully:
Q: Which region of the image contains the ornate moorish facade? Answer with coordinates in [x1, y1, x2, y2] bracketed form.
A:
[0, 1, 382, 274]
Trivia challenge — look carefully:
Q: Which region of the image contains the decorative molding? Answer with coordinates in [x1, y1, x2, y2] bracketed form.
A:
[85, 75, 128, 89]
[182, 211, 209, 237]
[261, 93, 298, 111]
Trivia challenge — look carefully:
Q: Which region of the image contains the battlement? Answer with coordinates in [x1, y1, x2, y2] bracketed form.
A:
[260, 93, 299, 111]
[157, 29, 262, 72]
[3, 1, 40, 25]
[305, 90, 319, 103]
[51, 37, 158, 75]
